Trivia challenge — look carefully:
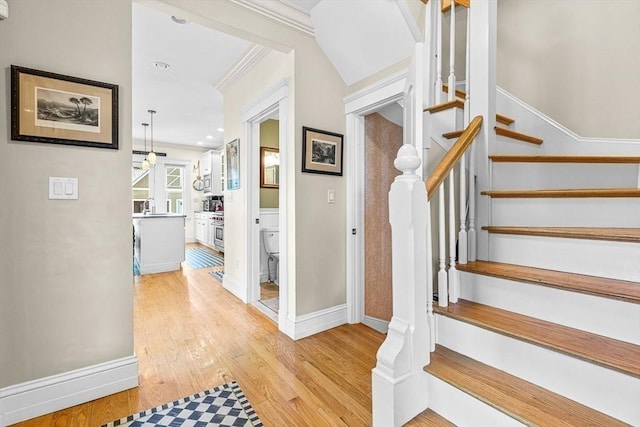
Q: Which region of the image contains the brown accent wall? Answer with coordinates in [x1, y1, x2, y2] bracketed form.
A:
[364, 113, 403, 322]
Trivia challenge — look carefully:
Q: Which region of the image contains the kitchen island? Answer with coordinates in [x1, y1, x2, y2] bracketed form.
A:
[133, 213, 186, 274]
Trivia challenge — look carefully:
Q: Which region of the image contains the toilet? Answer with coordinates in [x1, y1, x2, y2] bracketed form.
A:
[261, 228, 279, 284]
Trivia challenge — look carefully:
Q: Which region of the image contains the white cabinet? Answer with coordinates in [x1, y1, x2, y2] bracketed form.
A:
[133, 215, 186, 274]
[211, 151, 222, 196]
[201, 150, 212, 175]
[195, 213, 208, 243]
[207, 217, 216, 247]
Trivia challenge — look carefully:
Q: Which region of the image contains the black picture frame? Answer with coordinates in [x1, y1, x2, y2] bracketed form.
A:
[302, 126, 344, 176]
[11, 65, 119, 149]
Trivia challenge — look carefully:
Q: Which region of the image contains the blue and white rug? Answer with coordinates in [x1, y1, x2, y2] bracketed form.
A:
[133, 258, 140, 276]
[184, 248, 224, 269]
[102, 381, 262, 427]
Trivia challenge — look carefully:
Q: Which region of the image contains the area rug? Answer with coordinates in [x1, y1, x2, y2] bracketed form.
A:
[260, 297, 279, 313]
[211, 270, 225, 282]
[102, 381, 262, 427]
[184, 248, 224, 269]
[133, 258, 140, 276]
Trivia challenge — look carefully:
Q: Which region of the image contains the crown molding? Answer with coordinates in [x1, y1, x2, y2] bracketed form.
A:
[225, 0, 315, 37]
[215, 44, 272, 94]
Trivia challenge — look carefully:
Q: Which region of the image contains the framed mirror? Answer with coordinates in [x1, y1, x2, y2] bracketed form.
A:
[260, 147, 279, 188]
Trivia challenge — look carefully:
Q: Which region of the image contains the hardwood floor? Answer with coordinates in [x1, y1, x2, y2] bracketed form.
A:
[12, 260, 440, 426]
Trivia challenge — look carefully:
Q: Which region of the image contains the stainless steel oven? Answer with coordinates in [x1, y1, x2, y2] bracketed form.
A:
[212, 214, 224, 252]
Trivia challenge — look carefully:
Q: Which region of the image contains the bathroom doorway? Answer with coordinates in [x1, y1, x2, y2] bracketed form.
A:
[257, 119, 280, 316]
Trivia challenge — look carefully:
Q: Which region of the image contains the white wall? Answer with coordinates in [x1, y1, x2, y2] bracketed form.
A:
[0, 0, 133, 388]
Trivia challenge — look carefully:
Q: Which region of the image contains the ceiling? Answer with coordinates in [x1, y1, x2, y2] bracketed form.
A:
[132, 0, 413, 149]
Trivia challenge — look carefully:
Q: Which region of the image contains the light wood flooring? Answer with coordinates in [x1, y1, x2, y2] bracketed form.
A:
[11, 258, 448, 426]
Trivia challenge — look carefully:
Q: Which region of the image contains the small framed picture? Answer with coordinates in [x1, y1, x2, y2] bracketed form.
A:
[226, 138, 240, 190]
[302, 126, 344, 176]
[11, 65, 119, 149]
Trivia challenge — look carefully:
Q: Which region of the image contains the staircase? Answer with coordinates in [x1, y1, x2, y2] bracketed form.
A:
[372, 1, 640, 426]
[420, 90, 639, 426]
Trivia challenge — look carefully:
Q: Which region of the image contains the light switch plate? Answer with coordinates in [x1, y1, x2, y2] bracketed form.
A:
[49, 177, 78, 200]
[327, 189, 335, 204]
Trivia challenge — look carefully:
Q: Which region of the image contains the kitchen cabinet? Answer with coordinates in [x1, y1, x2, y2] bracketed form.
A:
[201, 150, 212, 175]
[210, 151, 222, 196]
[195, 213, 208, 243]
[207, 217, 216, 247]
[133, 214, 186, 274]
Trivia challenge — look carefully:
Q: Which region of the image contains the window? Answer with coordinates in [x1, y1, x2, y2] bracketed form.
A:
[166, 166, 184, 214]
[132, 165, 150, 213]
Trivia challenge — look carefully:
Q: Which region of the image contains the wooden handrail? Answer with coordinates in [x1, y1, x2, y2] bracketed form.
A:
[426, 115, 483, 200]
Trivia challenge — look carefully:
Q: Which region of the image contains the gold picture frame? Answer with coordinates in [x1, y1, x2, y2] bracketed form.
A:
[11, 65, 119, 149]
[302, 126, 343, 176]
[260, 147, 279, 188]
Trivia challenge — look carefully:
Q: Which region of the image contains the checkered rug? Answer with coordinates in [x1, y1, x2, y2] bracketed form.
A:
[102, 382, 262, 427]
[184, 248, 224, 269]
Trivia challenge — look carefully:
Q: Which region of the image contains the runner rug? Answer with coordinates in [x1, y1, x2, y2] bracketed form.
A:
[102, 381, 262, 427]
[184, 247, 224, 269]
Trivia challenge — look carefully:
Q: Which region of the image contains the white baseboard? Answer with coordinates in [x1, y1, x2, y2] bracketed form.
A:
[222, 273, 247, 303]
[140, 262, 182, 275]
[185, 236, 196, 243]
[0, 355, 138, 426]
[286, 304, 347, 340]
[363, 315, 389, 334]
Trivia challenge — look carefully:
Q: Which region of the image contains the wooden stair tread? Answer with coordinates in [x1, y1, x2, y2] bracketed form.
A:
[405, 408, 456, 426]
[441, 84, 466, 100]
[434, 300, 640, 377]
[425, 345, 629, 426]
[457, 260, 640, 304]
[494, 126, 543, 145]
[442, 130, 463, 139]
[425, 99, 464, 113]
[482, 226, 640, 243]
[495, 113, 515, 126]
[481, 188, 640, 198]
[490, 155, 640, 163]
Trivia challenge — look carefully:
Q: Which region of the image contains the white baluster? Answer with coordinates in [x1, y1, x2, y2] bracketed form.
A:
[438, 186, 448, 307]
[468, 143, 477, 262]
[426, 200, 435, 352]
[464, 5, 471, 126]
[447, 1, 456, 103]
[458, 152, 468, 265]
[435, 0, 443, 103]
[448, 171, 458, 303]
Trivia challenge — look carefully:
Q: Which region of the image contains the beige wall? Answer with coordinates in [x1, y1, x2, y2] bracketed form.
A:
[0, 0, 133, 387]
[259, 120, 279, 209]
[498, 0, 640, 138]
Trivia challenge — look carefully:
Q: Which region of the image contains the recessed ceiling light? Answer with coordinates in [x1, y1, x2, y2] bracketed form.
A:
[171, 16, 188, 24]
[217, 128, 224, 132]
[153, 61, 170, 70]
[197, 141, 203, 145]
[206, 135, 213, 140]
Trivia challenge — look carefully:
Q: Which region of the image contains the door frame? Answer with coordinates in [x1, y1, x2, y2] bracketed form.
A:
[242, 78, 290, 334]
[344, 70, 408, 326]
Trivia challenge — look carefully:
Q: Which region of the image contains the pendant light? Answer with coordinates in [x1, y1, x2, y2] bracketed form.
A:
[141, 122, 150, 171]
[147, 109, 157, 165]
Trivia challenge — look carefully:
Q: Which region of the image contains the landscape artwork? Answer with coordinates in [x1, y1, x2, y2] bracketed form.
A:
[11, 65, 119, 149]
[35, 87, 101, 133]
[302, 126, 343, 176]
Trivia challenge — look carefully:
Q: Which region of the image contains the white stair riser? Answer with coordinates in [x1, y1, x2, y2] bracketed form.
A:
[488, 234, 640, 282]
[491, 198, 640, 227]
[491, 163, 640, 190]
[436, 316, 640, 425]
[491, 138, 543, 155]
[459, 272, 640, 345]
[427, 374, 525, 427]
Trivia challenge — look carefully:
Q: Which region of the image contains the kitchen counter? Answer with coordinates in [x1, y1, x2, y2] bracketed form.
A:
[133, 214, 185, 274]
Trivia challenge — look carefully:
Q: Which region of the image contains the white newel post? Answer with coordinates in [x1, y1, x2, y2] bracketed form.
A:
[372, 144, 429, 427]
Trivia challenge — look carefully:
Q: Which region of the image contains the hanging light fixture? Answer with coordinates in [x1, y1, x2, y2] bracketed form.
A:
[141, 122, 150, 171]
[147, 109, 157, 165]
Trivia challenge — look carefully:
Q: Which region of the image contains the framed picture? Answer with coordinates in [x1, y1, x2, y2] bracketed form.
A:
[302, 126, 343, 176]
[11, 65, 118, 149]
[226, 138, 240, 190]
[260, 147, 279, 189]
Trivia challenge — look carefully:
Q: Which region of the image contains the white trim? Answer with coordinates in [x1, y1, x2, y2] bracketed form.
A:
[363, 315, 390, 334]
[497, 87, 640, 145]
[0, 356, 138, 426]
[224, 0, 314, 37]
[395, 0, 423, 42]
[286, 304, 348, 340]
[222, 273, 247, 303]
[240, 79, 290, 337]
[216, 45, 272, 94]
[345, 70, 407, 326]
[251, 301, 278, 323]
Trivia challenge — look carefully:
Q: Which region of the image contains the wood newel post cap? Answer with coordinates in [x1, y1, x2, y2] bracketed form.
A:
[394, 144, 421, 175]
